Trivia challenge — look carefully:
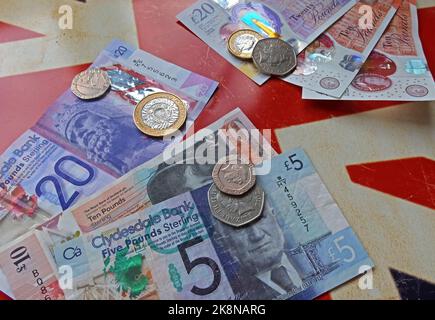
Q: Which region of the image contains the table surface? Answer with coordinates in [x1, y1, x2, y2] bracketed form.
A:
[0, 0, 434, 300]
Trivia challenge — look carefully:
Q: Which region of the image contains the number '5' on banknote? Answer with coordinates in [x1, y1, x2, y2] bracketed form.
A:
[0, 108, 276, 299]
[0, 148, 373, 300]
[178, 0, 358, 85]
[0, 40, 219, 245]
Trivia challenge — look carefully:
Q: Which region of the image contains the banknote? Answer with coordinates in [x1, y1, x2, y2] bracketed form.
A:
[0, 39, 218, 244]
[285, 0, 401, 98]
[0, 148, 373, 299]
[0, 108, 275, 299]
[302, 0, 435, 101]
[0, 232, 64, 300]
[36, 108, 275, 236]
[178, 0, 357, 85]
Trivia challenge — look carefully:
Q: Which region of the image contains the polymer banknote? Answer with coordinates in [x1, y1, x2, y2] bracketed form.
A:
[36, 108, 275, 236]
[0, 39, 218, 245]
[0, 148, 373, 300]
[0, 108, 275, 298]
[285, 0, 401, 98]
[302, 0, 435, 101]
[178, 0, 358, 85]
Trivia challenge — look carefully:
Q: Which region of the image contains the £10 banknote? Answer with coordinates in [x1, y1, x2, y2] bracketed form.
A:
[285, 0, 401, 97]
[0, 39, 218, 245]
[0, 148, 373, 300]
[303, 0, 435, 101]
[178, 0, 358, 85]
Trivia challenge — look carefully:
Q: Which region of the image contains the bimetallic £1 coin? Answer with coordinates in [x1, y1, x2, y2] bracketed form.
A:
[228, 29, 263, 60]
[71, 68, 111, 100]
[208, 183, 264, 227]
[212, 156, 256, 196]
[133, 92, 187, 137]
[252, 38, 297, 76]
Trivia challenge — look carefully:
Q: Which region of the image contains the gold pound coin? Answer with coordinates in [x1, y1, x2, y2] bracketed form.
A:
[71, 68, 111, 100]
[133, 92, 187, 137]
[227, 29, 263, 60]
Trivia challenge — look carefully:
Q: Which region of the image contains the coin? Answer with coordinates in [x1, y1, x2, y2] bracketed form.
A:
[208, 183, 264, 227]
[252, 38, 297, 76]
[228, 29, 263, 60]
[133, 92, 187, 137]
[71, 68, 111, 100]
[212, 156, 256, 196]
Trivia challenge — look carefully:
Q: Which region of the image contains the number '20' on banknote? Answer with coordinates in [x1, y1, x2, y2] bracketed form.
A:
[36, 108, 275, 235]
[0, 148, 373, 300]
[0, 39, 218, 244]
[178, 0, 358, 85]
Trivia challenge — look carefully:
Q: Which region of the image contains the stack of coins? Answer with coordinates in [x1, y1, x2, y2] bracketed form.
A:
[208, 156, 265, 227]
[227, 29, 297, 77]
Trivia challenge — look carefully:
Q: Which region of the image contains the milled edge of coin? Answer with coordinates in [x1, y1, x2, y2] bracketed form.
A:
[133, 92, 187, 137]
[252, 38, 297, 77]
[211, 156, 256, 196]
[227, 29, 263, 60]
[71, 68, 111, 100]
[208, 184, 265, 228]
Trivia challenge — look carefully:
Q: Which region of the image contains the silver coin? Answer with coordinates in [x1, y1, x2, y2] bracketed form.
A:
[212, 157, 256, 196]
[71, 68, 111, 100]
[208, 184, 264, 227]
[252, 38, 297, 76]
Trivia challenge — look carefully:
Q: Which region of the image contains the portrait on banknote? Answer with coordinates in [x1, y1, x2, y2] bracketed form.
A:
[208, 201, 312, 299]
[148, 114, 271, 204]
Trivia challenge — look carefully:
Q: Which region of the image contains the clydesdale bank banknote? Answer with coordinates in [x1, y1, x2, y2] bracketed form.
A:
[302, 0, 435, 101]
[178, 0, 358, 85]
[0, 39, 218, 245]
[0, 108, 275, 298]
[0, 149, 373, 300]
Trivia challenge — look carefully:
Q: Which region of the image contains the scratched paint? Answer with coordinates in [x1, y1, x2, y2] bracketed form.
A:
[0, 0, 138, 78]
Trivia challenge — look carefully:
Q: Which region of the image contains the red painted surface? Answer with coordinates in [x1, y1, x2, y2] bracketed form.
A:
[0, 21, 44, 43]
[347, 157, 435, 210]
[0, 0, 434, 301]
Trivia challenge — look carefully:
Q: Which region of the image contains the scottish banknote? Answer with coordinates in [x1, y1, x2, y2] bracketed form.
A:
[178, 0, 357, 84]
[285, 0, 401, 97]
[0, 108, 275, 298]
[0, 148, 373, 299]
[37, 108, 275, 236]
[303, 0, 435, 101]
[0, 39, 218, 244]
